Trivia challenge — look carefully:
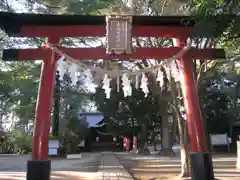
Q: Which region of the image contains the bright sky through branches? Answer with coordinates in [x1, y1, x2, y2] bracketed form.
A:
[0, 1, 98, 129]
[8, 0, 26, 12]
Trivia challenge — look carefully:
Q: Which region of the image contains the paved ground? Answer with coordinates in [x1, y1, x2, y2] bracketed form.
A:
[117, 153, 240, 180]
[98, 152, 133, 180]
[0, 152, 239, 180]
[0, 152, 133, 180]
[0, 153, 102, 180]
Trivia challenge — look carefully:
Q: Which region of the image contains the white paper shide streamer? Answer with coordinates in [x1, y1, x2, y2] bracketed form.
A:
[102, 74, 111, 99]
[135, 75, 139, 89]
[122, 73, 132, 97]
[170, 60, 180, 82]
[69, 64, 79, 86]
[56, 55, 83, 86]
[165, 66, 171, 81]
[156, 68, 164, 89]
[49, 42, 189, 100]
[140, 73, 149, 97]
[56, 52, 184, 99]
[57, 56, 67, 81]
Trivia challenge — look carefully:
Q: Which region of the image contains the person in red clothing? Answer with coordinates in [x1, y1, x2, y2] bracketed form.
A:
[123, 136, 127, 151]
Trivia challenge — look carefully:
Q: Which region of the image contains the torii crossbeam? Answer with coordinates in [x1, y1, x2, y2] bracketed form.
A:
[0, 12, 225, 180]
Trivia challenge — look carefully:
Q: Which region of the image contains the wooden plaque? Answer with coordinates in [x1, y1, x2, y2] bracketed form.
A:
[106, 15, 132, 55]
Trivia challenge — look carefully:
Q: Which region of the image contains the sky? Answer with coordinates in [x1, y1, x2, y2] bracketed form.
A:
[8, 0, 26, 12]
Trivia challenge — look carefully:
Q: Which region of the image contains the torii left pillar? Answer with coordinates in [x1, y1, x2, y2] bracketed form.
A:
[27, 37, 60, 180]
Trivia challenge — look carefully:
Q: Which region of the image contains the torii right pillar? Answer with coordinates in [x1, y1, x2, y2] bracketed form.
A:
[175, 37, 215, 180]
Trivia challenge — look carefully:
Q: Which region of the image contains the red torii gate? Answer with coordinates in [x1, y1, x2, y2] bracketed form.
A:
[0, 12, 225, 180]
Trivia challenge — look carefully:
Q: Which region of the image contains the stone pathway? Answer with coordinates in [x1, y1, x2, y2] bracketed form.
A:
[98, 152, 134, 180]
[0, 152, 134, 180]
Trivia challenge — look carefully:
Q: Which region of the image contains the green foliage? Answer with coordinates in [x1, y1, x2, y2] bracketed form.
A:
[190, 0, 240, 42]
[67, 0, 119, 14]
[54, 73, 90, 153]
[198, 67, 238, 133]
[0, 61, 40, 130]
[32, 0, 120, 14]
[6, 128, 32, 154]
[202, 91, 232, 133]
[12, 63, 41, 124]
[37, 0, 66, 6]
[94, 80, 161, 137]
[59, 115, 89, 153]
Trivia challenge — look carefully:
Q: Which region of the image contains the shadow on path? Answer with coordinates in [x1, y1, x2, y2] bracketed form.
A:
[116, 153, 240, 180]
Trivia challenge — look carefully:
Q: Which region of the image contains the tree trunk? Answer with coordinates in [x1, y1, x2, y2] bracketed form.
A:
[52, 74, 60, 136]
[159, 101, 175, 156]
[145, 73, 174, 155]
[170, 79, 190, 178]
[152, 129, 158, 151]
[179, 115, 191, 178]
[171, 112, 178, 146]
[138, 123, 150, 155]
[66, 137, 71, 154]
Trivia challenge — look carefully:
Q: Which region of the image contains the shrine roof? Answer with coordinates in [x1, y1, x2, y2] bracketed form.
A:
[0, 11, 197, 36]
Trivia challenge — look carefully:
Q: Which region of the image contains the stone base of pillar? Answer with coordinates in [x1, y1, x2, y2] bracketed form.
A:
[190, 152, 214, 180]
[26, 160, 51, 180]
